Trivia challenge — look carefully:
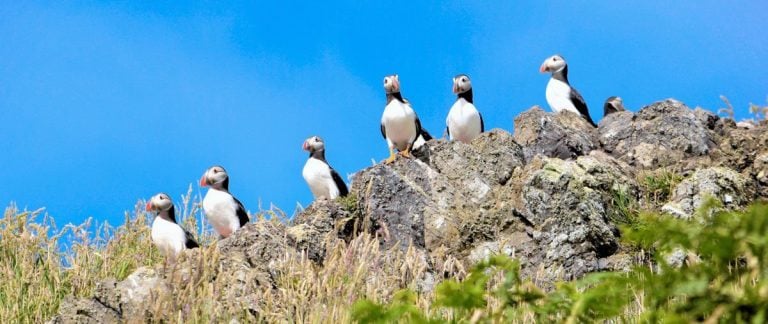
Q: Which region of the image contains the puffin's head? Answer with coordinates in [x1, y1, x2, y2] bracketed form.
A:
[383, 74, 400, 94]
[302, 136, 325, 153]
[539, 54, 567, 74]
[452, 74, 472, 94]
[146, 192, 173, 213]
[606, 96, 624, 110]
[200, 165, 228, 188]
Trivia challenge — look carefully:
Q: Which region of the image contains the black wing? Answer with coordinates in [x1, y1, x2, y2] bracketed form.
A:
[569, 88, 597, 127]
[479, 113, 485, 133]
[420, 128, 433, 141]
[380, 123, 386, 140]
[414, 115, 423, 135]
[330, 168, 349, 197]
[184, 230, 199, 249]
[232, 196, 250, 227]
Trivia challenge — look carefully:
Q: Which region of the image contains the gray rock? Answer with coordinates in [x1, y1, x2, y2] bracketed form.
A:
[289, 199, 356, 262]
[512, 152, 637, 281]
[662, 167, 756, 218]
[49, 295, 121, 324]
[116, 267, 162, 318]
[514, 106, 600, 162]
[350, 130, 527, 257]
[49, 267, 162, 323]
[599, 99, 716, 169]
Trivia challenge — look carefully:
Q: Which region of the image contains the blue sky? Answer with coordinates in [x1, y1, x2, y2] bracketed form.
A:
[1, 1, 766, 227]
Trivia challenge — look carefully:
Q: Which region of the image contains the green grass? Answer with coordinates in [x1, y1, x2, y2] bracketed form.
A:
[638, 169, 683, 207]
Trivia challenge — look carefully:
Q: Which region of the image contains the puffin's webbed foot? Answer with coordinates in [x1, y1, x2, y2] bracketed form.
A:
[385, 148, 397, 164]
[399, 145, 413, 159]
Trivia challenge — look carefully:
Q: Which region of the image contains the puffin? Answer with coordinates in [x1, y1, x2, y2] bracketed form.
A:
[200, 165, 249, 238]
[603, 96, 626, 117]
[539, 54, 597, 127]
[380, 74, 426, 163]
[146, 193, 199, 260]
[446, 74, 484, 143]
[302, 136, 349, 200]
[412, 128, 433, 151]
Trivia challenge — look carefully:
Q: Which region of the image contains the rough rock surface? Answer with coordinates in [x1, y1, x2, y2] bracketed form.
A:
[662, 167, 756, 218]
[289, 199, 355, 262]
[511, 152, 638, 281]
[514, 106, 599, 161]
[599, 99, 716, 169]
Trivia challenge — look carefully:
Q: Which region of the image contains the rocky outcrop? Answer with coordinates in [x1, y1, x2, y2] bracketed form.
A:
[514, 106, 599, 161]
[599, 99, 717, 169]
[510, 152, 637, 281]
[662, 167, 756, 218]
[51, 99, 768, 322]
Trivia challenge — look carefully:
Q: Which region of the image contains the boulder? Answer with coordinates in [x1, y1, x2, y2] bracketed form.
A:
[662, 167, 756, 218]
[514, 106, 600, 161]
[289, 199, 357, 262]
[599, 99, 716, 169]
[510, 152, 638, 281]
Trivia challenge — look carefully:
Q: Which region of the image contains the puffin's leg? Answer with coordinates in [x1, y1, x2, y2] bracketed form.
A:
[400, 143, 413, 158]
[385, 146, 397, 164]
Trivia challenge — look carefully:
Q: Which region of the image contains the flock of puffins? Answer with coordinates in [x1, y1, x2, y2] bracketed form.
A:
[145, 54, 627, 260]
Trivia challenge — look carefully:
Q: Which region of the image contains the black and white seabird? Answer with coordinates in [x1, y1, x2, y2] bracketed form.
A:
[146, 193, 199, 259]
[540, 54, 597, 127]
[412, 128, 433, 151]
[302, 136, 349, 200]
[380, 74, 425, 163]
[446, 74, 484, 143]
[603, 96, 626, 117]
[200, 166, 249, 238]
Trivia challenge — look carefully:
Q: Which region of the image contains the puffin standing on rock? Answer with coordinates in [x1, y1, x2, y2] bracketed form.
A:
[603, 96, 626, 117]
[446, 74, 484, 143]
[380, 74, 427, 163]
[302, 136, 348, 200]
[540, 54, 597, 127]
[200, 165, 249, 238]
[146, 193, 199, 260]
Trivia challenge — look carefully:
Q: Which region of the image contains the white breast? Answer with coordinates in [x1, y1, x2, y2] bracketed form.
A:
[545, 78, 578, 114]
[446, 98, 482, 143]
[303, 157, 340, 200]
[151, 217, 186, 259]
[381, 101, 417, 151]
[202, 189, 241, 238]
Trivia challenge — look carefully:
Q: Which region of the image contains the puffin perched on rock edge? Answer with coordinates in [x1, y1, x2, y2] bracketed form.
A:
[540, 54, 597, 127]
[603, 96, 626, 117]
[146, 193, 199, 259]
[380, 74, 427, 163]
[200, 165, 249, 239]
[302, 136, 348, 200]
[446, 74, 484, 143]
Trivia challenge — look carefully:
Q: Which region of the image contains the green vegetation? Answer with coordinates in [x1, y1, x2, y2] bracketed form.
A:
[353, 202, 768, 323]
[638, 169, 683, 207]
[2, 194, 768, 322]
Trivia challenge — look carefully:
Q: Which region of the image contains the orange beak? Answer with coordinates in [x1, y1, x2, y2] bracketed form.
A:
[302, 141, 309, 151]
[539, 62, 549, 73]
[392, 77, 400, 92]
[145, 201, 153, 212]
[199, 174, 208, 187]
[452, 80, 459, 94]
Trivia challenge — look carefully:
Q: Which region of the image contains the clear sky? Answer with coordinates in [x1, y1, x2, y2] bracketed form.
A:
[2, 1, 766, 227]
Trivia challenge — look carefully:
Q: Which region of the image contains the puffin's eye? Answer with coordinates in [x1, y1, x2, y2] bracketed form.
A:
[553, 57, 559, 61]
[462, 77, 467, 82]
